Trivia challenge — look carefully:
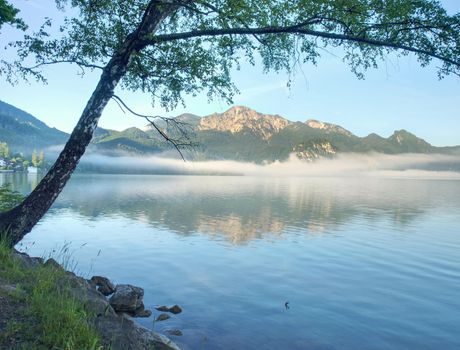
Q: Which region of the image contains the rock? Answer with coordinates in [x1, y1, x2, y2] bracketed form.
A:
[59, 273, 116, 318]
[133, 323, 181, 350]
[168, 305, 182, 314]
[44, 258, 62, 270]
[12, 250, 44, 269]
[4, 251, 180, 350]
[109, 284, 144, 313]
[134, 304, 152, 317]
[155, 304, 182, 314]
[156, 305, 170, 312]
[165, 329, 183, 337]
[0, 283, 26, 299]
[94, 312, 180, 350]
[134, 308, 152, 318]
[90, 276, 115, 296]
[156, 313, 171, 322]
[130, 303, 152, 318]
[63, 278, 178, 349]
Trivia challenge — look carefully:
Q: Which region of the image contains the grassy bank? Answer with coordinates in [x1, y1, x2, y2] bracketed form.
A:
[0, 236, 102, 349]
[0, 184, 102, 349]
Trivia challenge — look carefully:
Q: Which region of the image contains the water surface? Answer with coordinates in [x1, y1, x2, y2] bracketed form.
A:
[3, 174, 460, 350]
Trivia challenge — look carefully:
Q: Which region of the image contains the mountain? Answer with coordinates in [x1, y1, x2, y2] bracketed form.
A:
[98, 106, 460, 162]
[0, 100, 68, 154]
[1, 101, 459, 162]
[198, 106, 290, 140]
[94, 106, 460, 161]
[91, 127, 165, 154]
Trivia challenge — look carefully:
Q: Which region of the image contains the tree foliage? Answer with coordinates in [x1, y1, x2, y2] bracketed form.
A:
[0, 142, 10, 158]
[4, 0, 460, 107]
[0, 0, 26, 31]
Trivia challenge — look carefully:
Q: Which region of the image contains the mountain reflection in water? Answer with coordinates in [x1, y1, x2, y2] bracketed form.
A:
[3, 173, 460, 350]
[4, 174, 458, 244]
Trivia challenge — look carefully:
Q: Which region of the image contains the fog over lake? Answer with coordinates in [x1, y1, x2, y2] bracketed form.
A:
[73, 151, 460, 177]
[2, 170, 460, 350]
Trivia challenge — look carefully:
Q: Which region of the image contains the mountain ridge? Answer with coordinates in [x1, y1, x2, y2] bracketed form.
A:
[0, 100, 69, 155]
[1, 101, 458, 162]
[125, 105, 460, 162]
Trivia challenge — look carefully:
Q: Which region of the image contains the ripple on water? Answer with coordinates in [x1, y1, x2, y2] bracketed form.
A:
[12, 175, 460, 350]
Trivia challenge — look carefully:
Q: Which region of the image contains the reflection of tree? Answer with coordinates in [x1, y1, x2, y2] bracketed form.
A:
[8, 174, 459, 244]
[0, 173, 39, 194]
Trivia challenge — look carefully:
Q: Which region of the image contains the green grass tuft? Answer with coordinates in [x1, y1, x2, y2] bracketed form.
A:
[0, 237, 103, 349]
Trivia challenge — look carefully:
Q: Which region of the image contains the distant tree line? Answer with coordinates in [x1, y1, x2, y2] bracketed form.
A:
[0, 141, 45, 172]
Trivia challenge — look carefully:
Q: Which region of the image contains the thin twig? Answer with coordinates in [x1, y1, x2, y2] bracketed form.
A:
[111, 95, 197, 160]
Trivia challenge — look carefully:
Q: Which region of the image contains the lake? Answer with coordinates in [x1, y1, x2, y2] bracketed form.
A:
[2, 173, 460, 350]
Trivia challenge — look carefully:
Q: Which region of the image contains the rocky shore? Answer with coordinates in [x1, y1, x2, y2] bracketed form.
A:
[4, 250, 181, 350]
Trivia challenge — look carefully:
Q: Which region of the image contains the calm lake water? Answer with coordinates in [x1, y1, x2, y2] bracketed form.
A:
[2, 173, 460, 350]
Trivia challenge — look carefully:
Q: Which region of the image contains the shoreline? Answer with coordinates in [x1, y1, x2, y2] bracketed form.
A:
[0, 248, 180, 350]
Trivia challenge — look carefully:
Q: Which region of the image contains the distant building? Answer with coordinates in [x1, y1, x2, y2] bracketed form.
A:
[28, 166, 38, 174]
[0, 158, 5, 167]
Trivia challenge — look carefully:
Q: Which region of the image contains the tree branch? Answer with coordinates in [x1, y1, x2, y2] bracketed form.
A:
[146, 25, 460, 68]
[111, 94, 197, 160]
[25, 60, 104, 72]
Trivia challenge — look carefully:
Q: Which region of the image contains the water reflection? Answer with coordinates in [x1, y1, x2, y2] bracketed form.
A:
[5, 174, 459, 244]
[0, 172, 40, 193]
[4, 173, 460, 350]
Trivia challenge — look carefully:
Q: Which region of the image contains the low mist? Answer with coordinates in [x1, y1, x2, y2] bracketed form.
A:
[76, 152, 460, 178]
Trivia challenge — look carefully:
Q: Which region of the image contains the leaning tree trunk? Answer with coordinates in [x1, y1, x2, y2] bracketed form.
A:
[0, 1, 178, 247]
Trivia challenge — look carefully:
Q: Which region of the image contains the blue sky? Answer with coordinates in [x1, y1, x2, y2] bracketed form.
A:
[1, 0, 459, 146]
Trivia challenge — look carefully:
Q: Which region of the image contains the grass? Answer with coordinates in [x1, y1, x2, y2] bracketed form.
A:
[0, 235, 103, 350]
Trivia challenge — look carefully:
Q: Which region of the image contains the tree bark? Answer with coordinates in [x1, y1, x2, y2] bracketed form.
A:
[0, 1, 178, 247]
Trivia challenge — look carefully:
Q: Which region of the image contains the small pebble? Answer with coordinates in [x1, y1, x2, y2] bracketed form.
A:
[155, 313, 171, 322]
[166, 329, 183, 336]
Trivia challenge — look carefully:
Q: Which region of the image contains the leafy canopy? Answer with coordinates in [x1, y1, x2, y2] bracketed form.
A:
[3, 0, 460, 110]
[0, 0, 26, 31]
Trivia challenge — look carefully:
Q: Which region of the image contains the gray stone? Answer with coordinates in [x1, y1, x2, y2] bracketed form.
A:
[155, 304, 182, 314]
[6, 251, 180, 350]
[133, 323, 181, 350]
[94, 312, 180, 350]
[109, 284, 144, 313]
[168, 305, 182, 314]
[90, 276, 115, 296]
[122, 303, 152, 318]
[156, 313, 171, 322]
[12, 250, 44, 269]
[132, 304, 152, 318]
[0, 283, 26, 299]
[156, 305, 170, 312]
[44, 258, 62, 270]
[63, 278, 178, 349]
[165, 329, 183, 337]
[60, 272, 116, 318]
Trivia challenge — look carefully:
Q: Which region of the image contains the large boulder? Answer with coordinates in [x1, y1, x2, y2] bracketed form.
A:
[94, 312, 181, 350]
[60, 271, 117, 318]
[90, 276, 115, 296]
[11, 250, 44, 269]
[109, 284, 144, 313]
